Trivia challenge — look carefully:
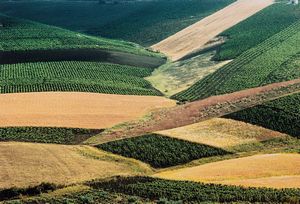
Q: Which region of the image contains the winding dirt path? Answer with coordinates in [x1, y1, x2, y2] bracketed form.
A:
[152, 0, 273, 61]
[0, 92, 175, 129]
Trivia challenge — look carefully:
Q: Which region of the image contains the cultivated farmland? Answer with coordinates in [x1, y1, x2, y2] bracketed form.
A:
[98, 134, 229, 168]
[151, 0, 273, 61]
[173, 19, 300, 101]
[0, 61, 161, 95]
[0, 142, 151, 189]
[0, 92, 175, 129]
[158, 118, 286, 148]
[155, 153, 300, 188]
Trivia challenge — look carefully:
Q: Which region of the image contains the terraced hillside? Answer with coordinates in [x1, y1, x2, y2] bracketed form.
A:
[173, 19, 300, 101]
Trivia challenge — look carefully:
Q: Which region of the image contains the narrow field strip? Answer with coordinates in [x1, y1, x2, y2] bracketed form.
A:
[0, 92, 175, 129]
[0, 142, 151, 189]
[155, 153, 300, 188]
[152, 0, 273, 61]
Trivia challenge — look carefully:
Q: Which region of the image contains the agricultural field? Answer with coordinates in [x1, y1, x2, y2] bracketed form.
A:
[0, 0, 234, 46]
[173, 19, 300, 101]
[0, 127, 102, 144]
[0, 92, 175, 129]
[155, 154, 300, 188]
[227, 93, 300, 137]
[215, 2, 300, 60]
[98, 134, 229, 168]
[0, 142, 151, 189]
[152, 0, 273, 61]
[0, 14, 160, 58]
[158, 118, 286, 148]
[0, 61, 161, 95]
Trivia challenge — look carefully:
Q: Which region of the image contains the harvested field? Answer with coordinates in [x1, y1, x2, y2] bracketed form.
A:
[152, 0, 273, 61]
[86, 78, 300, 145]
[158, 118, 286, 148]
[0, 92, 175, 129]
[155, 154, 300, 188]
[0, 142, 152, 189]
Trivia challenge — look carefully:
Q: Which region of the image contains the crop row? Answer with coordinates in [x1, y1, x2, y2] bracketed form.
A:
[0, 14, 160, 57]
[226, 93, 300, 137]
[98, 134, 229, 168]
[215, 3, 300, 60]
[0, 127, 101, 144]
[0, 61, 161, 95]
[89, 176, 300, 203]
[173, 19, 300, 101]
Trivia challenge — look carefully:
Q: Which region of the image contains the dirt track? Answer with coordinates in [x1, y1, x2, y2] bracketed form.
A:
[86, 78, 300, 145]
[0, 142, 151, 189]
[151, 0, 273, 61]
[0, 92, 175, 129]
[155, 154, 300, 189]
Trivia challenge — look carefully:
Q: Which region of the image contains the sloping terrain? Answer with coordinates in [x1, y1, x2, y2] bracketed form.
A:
[155, 153, 300, 188]
[0, 0, 234, 46]
[86, 78, 300, 144]
[0, 92, 175, 129]
[158, 118, 286, 148]
[0, 142, 151, 189]
[174, 18, 300, 101]
[152, 0, 273, 61]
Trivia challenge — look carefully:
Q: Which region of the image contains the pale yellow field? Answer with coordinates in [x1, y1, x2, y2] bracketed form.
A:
[158, 118, 285, 148]
[155, 154, 300, 188]
[0, 92, 175, 129]
[0, 142, 151, 188]
[152, 0, 273, 61]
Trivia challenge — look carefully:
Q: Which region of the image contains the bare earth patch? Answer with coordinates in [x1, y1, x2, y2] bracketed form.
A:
[152, 0, 273, 61]
[158, 118, 286, 148]
[155, 154, 300, 189]
[0, 142, 151, 189]
[0, 92, 175, 129]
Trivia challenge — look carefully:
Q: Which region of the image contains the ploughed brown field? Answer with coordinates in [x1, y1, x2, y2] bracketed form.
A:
[155, 154, 300, 188]
[151, 0, 273, 61]
[0, 142, 151, 189]
[0, 92, 175, 129]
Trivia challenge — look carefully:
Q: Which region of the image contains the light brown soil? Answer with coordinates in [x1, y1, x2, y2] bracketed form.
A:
[151, 0, 273, 61]
[0, 142, 152, 189]
[0, 92, 175, 129]
[155, 153, 300, 189]
[158, 118, 286, 148]
[86, 78, 300, 145]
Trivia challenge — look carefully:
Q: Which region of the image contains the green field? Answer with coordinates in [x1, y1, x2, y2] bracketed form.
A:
[98, 134, 229, 168]
[214, 2, 300, 60]
[226, 93, 300, 137]
[173, 19, 300, 101]
[0, 61, 162, 95]
[0, 127, 101, 144]
[0, 0, 234, 46]
[0, 14, 160, 57]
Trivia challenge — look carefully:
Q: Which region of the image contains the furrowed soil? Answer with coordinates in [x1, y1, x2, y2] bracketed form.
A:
[86, 78, 300, 145]
[157, 118, 286, 148]
[155, 153, 300, 189]
[151, 0, 273, 61]
[0, 92, 175, 129]
[0, 142, 152, 189]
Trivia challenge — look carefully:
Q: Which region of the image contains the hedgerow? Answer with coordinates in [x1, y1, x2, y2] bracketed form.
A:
[98, 134, 229, 168]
